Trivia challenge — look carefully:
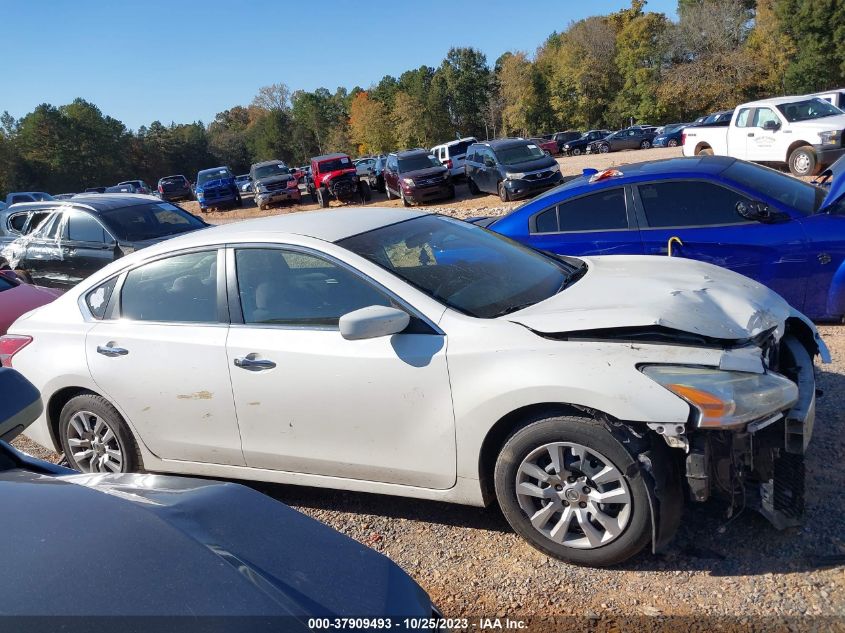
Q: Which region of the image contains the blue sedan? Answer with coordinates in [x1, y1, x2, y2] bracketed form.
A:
[484, 155, 845, 321]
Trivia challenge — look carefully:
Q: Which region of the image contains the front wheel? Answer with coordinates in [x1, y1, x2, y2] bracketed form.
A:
[494, 415, 652, 566]
[498, 181, 510, 202]
[789, 145, 819, 177]
[400, 189, 411, 207]
[59, 394, 141, 474]
[599, 144, 610, 154]
[385, 184, 393, 200]
[667, 139, 678, 148]
[317, 187, 330, 208]
[571, 148, 581, 156]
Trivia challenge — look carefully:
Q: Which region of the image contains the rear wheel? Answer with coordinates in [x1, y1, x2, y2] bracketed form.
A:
[599, 144, 610, 154]
[789, 145, 819, 177]
[571, 148, 581, 156]
[667, 139, 679, 148]
[59, 394, 141, 474]
[494, 415, 652, 566]
[498, 181, 510, 202]
[640, 140, 651, 149]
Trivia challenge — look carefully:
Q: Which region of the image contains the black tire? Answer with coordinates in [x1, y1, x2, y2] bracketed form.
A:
[385, 184, 393, 200]
[377, 176, 385, 193]
[59, 393, 141, 474]
[572, 148, 581, 156]
[400, 189, 411, 207]
[494, 415, 653, 567]
[498, 181, 510, 202]
[789, 145, 819, 177]
[640, 140, 651, 149]
[317, 187, 329, 208]
[467, 177, 480, 195]
[599, 144, 610, 154]
[258, 203, 267, 211]
[360, 181, 372, 202]
[667, 139, 678, 148]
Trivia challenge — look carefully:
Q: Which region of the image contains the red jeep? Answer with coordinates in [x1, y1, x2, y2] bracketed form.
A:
[308, 153, 371, 208]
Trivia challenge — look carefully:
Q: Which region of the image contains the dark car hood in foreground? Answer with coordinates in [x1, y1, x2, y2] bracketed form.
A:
[404, 166, 448, 180]
[0, 469, 430, 618]
[500, 156, 557, 173]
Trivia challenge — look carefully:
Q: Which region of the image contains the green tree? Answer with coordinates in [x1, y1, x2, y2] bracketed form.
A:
[611, 12, 669, 124]
[439, 47, 491, 138]
[774, 0, 845, 92]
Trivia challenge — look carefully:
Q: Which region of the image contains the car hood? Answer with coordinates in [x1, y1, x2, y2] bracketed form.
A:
[0, 470, 430, 618]
[0, 283, 62, 335]
[500, 156, 557, 173]
[405, 166, 448, 179]
[507, 255, 797, 342]
[255, 174, 294, 187]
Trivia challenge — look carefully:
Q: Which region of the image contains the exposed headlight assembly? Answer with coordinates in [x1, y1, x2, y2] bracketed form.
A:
[549, 163, 561, 173]
[402, 177, 415, 186]
[819, 130, 842, 146]
[505, 172, 526, 180]
[642, 365, 798, 430]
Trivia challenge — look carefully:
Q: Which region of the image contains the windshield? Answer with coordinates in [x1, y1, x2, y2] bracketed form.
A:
[723, 160, 826, 215]
[100, 202, 206, 241]
[197, 169, 232, 186]
[318, 157, 352, 173]
[494, 143, 546, 166]
[253, 164, 289, 180]
[776, 98, 843, 122]
[398, 154, 440, 172]
[339, 215, 576, 319]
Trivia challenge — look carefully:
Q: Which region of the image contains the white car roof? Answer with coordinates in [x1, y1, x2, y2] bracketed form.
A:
[741, 95, 830, 108]
[156, 207, 426, 252]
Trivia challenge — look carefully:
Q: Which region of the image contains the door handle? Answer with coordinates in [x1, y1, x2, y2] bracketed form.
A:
[97, 344, 129, 357]
[234, 356, 276, 371]
[747, 133, 755, 137]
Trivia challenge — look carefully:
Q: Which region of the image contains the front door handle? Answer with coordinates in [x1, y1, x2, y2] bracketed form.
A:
[234, 356, 276, 371]
[747, 133, 755, 137]
[97, 344, 129, 357]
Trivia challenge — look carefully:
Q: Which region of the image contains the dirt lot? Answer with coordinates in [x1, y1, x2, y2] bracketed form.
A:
[12, 144, 845, 627]
[188, 146, 684, 225]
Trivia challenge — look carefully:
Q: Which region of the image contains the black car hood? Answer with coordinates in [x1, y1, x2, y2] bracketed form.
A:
[404, 166, 448, 179]
[255, 175, 293, 187]
[0, 470, 430, 618]
[500, 155, 557, 173]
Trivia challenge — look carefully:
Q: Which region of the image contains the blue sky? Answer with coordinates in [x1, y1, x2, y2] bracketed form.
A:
[0, 0, 678, 131]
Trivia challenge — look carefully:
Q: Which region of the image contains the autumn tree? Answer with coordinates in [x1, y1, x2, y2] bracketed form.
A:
[348, 92, 393, 154]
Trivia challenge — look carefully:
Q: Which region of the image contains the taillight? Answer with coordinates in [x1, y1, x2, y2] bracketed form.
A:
[288, 179, 297, 188]
[0, 335, 32, 368]
[681, 132, 686, 146]
[445, 159, 453, 169]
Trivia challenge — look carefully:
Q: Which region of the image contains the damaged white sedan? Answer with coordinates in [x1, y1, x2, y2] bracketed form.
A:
[4, 208, 827, 566]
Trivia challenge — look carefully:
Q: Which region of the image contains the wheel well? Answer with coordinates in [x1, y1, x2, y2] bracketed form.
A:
[694, 143, 712, 155]
[785, 316, 819, 357]
[786, 141, 813, 163]
[46, 387, 99, 453]
[477, 402, 612, 505]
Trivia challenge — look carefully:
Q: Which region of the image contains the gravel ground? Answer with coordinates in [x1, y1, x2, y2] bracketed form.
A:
[11, 144, 845, 628]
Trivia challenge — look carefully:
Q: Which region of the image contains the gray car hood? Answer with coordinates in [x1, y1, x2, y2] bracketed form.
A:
[508, 255, 794, 341]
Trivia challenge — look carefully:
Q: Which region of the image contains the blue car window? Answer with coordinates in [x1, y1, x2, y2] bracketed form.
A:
[558, 189, 628, 232]
[639, 181, 750, 228]
[722, 161, 823, 215]
[534, 207, 558, 233]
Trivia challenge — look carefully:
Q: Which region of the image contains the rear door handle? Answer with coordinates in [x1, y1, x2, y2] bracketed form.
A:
[97, 345, 129, 357]
[234, 356, 276, 371]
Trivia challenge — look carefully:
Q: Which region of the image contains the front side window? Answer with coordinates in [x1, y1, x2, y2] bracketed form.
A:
[8, 212, 28, 233]
[722, 161, 824, 215]
[66, 211, 109, 243]
[121, 251, 218, 323]
[235, 248, 391, 326]
[340, 215, 576, 319]
[639, 181, 751, 228]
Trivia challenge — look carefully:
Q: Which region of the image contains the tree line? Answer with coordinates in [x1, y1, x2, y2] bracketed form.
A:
[1, 0, 842, 194]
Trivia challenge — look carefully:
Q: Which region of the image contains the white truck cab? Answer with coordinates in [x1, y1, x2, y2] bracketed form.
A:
[683, 95, 845, 176]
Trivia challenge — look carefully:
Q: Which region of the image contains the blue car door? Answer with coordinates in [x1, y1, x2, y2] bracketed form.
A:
[634, 179, 809, 312]
[496, 186, 644, 257]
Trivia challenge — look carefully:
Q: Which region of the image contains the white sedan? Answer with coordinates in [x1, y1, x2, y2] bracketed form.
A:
[3, 208, 826, 566]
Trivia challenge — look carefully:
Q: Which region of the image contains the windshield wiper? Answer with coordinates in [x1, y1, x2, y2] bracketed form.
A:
[489, 301, 540, 318]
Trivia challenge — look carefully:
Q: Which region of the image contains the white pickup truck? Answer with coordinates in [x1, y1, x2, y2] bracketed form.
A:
[682, 95, 845, 176]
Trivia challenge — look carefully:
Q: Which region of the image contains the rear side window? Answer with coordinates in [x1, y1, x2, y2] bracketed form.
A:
[8, 213, 28, 233]
[121, 251, 218, 323]
[639, 181, 751, 228]
[531, 189, 628, 234]
[449, 140, 474, 156]
[86, 277, 118, 319]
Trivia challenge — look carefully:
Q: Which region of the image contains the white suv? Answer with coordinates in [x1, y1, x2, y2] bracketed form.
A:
[431, 137, 477, 178]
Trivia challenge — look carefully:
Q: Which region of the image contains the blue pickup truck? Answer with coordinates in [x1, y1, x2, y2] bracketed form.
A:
[195, 166, 242, 213]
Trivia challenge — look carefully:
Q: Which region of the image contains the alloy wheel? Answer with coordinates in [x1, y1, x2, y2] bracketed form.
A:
[66, 410, 124, 473]
[515, 441, 631, 549]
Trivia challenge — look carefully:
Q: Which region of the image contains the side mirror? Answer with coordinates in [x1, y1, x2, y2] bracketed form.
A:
[762, 120, 781, 131]
[736, 200, 772, 222]
[0, 368, 43, 442]
[484, 158, 496, 168]
[339, 305, 410, 340]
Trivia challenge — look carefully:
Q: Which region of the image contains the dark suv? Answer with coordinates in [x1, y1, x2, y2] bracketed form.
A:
[0, 196, 207, 289]
[464, 139, 562, 201]
[157, 175, 194, 202]
[383, 149, 454, 206]
[250, 160, 301, 210]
